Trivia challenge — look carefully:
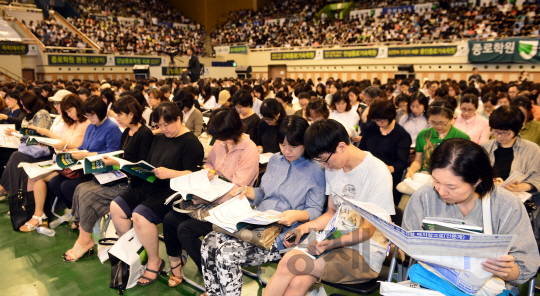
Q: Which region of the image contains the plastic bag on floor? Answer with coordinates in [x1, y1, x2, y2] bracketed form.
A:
[380, 280, 445, 296]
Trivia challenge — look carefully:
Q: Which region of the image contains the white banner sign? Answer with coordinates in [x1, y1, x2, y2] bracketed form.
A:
[266, 18, 286, 26]
[117, 16, 144, 26]
[214, 46, 230, 55]
[349, 9, 372, 19]
[414, 3, 433, 13]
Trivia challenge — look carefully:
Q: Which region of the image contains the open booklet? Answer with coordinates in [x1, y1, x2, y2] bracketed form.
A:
[19, 127, 44, 137]
[108, 156, 157, 183]
[501, 171, 531, 202]
[338, 197, 517, 295]
[0, 124, 20, 149]
[165, 169, 235, 204]
[18, 160, 56, 179]
[82, 151, 124, 174]
[26, 136, 62, 147]
[403, 173, 432, 192]
[204, 196, 281, 233]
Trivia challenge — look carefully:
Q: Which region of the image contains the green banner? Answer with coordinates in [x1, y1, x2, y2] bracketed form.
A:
[0, 44, 28, 55]
[468, 38, 540, 63]
[162, 67, 186, 76]
[230, 45, 248, 54]
[271, 51, 315, 60]
[48, 55, 107, 65]
[388, 46, 457, 57]
[324, 48, 378, 59]
[115, 57, 162, 66]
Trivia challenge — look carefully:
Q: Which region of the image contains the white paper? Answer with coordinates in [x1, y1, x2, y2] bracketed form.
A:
[205, 196, 281, 233]
[501, 171, 528, 186]
[169, 169, 235, 203]
[0, 124, 19, 148]
[380, 281, 445, 296]
[18, 160, 55, 179]
[93, 170, 127, 184]
[403, 173, 433, 191]
[259, 152, 273, 164]
[339, 197, 517, 295]
[514, 191, 532, 203]
[85, 150, 124, 162]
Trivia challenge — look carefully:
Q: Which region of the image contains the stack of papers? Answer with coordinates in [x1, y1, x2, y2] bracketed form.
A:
[501, 171, 531, 203]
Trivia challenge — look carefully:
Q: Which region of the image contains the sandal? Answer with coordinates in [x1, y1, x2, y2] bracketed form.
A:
[20, 214, 48, 232]
[62, 242, 94, 262]
[71, 220, 79, 230]
[168, 256, 186, 287]
[138, 259, 165, 286]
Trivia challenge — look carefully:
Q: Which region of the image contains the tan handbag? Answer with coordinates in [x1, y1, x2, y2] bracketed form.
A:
[213, 223, 283, 251]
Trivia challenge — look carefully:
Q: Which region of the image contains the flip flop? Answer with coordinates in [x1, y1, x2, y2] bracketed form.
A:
[137, 259, 165, 286]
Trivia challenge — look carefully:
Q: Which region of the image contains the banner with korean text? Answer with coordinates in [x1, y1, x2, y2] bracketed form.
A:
[468, 38, 540, 63]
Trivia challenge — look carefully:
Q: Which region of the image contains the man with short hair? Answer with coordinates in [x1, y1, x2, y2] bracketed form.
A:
[183, 47, 201, 84]
[160, 85, 173, 101]
[265, 119, 395, 295]
[508, 85, 519, 100]
[469, 67, 482, 82]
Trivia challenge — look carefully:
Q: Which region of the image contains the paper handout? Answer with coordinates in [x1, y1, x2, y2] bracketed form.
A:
[166, 169, 235, 203]
[0, 124, 19, 149]
[204, 196, 281, 233]
[338, 197, 517, 295]
[500, 171, 532, 203]
[403, 173, 432, 192]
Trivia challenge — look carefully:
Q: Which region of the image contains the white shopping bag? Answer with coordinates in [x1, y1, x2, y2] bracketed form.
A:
[380, 281, 445, 296]
[307, 284, 327, 296]
[98, 218, 118, 263]
[108, 228, 146, 289]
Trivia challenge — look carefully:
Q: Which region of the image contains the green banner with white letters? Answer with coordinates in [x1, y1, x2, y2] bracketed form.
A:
[468, 38, 540, 63]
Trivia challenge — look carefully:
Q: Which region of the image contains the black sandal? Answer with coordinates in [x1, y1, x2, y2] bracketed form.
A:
[137, 259, 165, 286]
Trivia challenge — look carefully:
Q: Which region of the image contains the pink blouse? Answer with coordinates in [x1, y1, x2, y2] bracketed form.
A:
[454, 114, 490, 144]
[62, 120, 91, 148]
[205, 135, 260, 204]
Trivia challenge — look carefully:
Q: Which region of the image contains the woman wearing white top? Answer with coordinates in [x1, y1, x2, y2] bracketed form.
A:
[198, 84, 218, 110]
[47, 89, 70, 137]
[329, 90, 360, 128]
[325, 81, 341, 106]
[347, 86, 362, 113]
[398, 92, 430, 144]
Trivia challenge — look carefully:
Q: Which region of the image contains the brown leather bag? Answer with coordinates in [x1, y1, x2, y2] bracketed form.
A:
[213, 223, 283, 251]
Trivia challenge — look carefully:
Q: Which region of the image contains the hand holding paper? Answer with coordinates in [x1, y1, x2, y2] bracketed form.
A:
[481, 255, 518, 281]
[101, 155, 120, 167]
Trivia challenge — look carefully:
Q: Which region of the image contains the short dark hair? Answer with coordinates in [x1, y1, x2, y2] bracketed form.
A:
[20, 91, 46, 120]
[460, 93, 479, 109]
[363, 86, 381, 100]
[260, 98, 286, 124]
[160, 85, 171, 94]
[113, 95, 144, 125]
[207, 107, 244, 143]
[427, 100, 454, 120]
[510, 96, 534, 122]
[407, 92, 429, 120]
[277, 115, 310, 149]
[489, 105, 524, 135]
[61, 94, 87, 125]
[330, 91, 351, 112]
[395, 93, 410, 106]
[368, 99, 396, 122]
[151, 101, 183, 124]
[232, 90, 253, 108]
[275, 91, 292, 104]
[100, 88, 116, 105]
[304, 119, 350, 159]
[298, 92, 310, 100]
[6, 89, 22, 109]
[82, 95, 108, 121]
[78, 88, 90, 97]
[430, 138, 494, 197]
[148, 89, 168, 103]
[130, 89, 148, 108]
[174, 89, 195, 109]
[306, 98, 329, 119]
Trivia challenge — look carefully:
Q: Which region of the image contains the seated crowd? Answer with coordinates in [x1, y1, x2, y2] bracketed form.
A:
[0, 72, 539, 296]
[212, 2, 540, 48]
[24, 19, 90, 53]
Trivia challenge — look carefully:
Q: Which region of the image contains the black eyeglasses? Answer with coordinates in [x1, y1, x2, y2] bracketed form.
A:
[316, 152, 334, 165]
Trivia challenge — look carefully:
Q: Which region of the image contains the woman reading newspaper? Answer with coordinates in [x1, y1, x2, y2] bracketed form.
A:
[199, 116, 326, 296]
[402, 138, 540, 295]
[162, 107, 259, 289]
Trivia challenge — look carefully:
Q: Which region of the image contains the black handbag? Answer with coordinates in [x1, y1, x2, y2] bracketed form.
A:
[8, 171, 35, 231]
[99, 238, 130, 294]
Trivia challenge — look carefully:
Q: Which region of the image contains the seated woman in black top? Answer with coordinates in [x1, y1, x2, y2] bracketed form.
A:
[360, 99, 412, 205]
[110, 102, 204, 286]
[0, 89, 26, 128]
[233, 89, 260, 141]
[256, 98, 286, 154]
[63, 96, 154, 262]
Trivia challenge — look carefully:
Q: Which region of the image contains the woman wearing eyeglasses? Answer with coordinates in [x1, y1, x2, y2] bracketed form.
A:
[454, 93, 490, 144]
[481, 106, 540, 196]
[397, 100, 470, 199]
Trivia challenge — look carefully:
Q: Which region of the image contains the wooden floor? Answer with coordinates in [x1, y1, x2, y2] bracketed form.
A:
[0, 200, 366, 296]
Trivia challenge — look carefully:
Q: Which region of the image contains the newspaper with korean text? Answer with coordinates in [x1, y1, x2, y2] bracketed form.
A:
[340, 197, 517, 295]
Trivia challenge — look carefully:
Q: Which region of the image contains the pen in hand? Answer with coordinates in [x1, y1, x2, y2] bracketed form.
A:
[62, 144, 68, 152]
[197, 165, 215, 174]
[235, 186, 248, 196]
[386, 240, 392, 256]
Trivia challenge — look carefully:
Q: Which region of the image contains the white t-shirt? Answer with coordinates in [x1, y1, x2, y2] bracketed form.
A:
[325, 152, 395, 273]
[198, 95, 218, 110]
[329, 109, 360, 129]
[50, 114, 66, 137]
